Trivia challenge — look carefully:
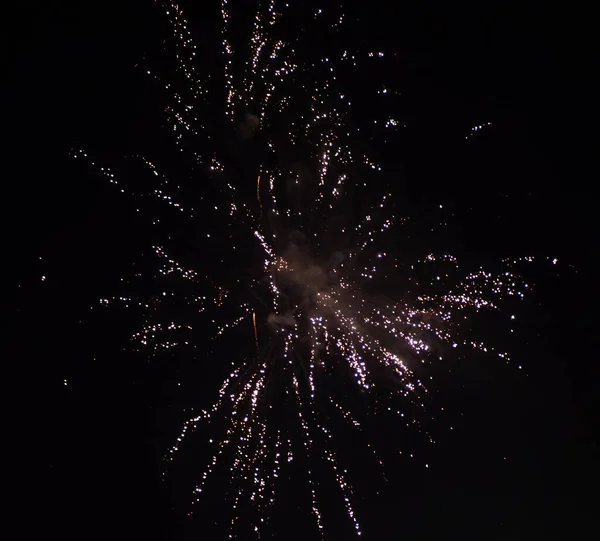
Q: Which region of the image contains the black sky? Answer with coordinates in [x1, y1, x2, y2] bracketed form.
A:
[4, 1, 597, 539]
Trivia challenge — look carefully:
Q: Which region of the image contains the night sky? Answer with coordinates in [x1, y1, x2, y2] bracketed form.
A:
[5, 1, 597, 539]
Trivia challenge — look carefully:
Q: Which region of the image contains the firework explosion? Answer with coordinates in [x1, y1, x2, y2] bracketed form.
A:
[73, 1, 543, 537]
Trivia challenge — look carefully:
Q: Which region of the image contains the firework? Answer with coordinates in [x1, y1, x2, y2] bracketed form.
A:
[74, 1, 541, 538]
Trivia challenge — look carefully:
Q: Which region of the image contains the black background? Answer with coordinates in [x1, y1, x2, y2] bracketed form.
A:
[4, 1, 597, 539]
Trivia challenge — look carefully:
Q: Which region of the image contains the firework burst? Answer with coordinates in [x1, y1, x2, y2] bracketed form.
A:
[73, 1, 542, 537]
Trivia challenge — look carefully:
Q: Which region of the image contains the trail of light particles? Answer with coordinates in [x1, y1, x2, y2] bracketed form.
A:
[465, 121, 493, 139]
[74, 1, 542, 538]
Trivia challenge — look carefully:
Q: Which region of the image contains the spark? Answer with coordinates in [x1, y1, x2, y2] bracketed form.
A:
[253, 311, 259, 353]
[256, 174, 262, 214]
[465, 121, 493, 139]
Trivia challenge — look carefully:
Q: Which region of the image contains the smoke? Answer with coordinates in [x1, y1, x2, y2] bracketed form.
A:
[237, 112, 260, 139]
[267, 312, 296, 329]
[279, 233, 330, 292]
